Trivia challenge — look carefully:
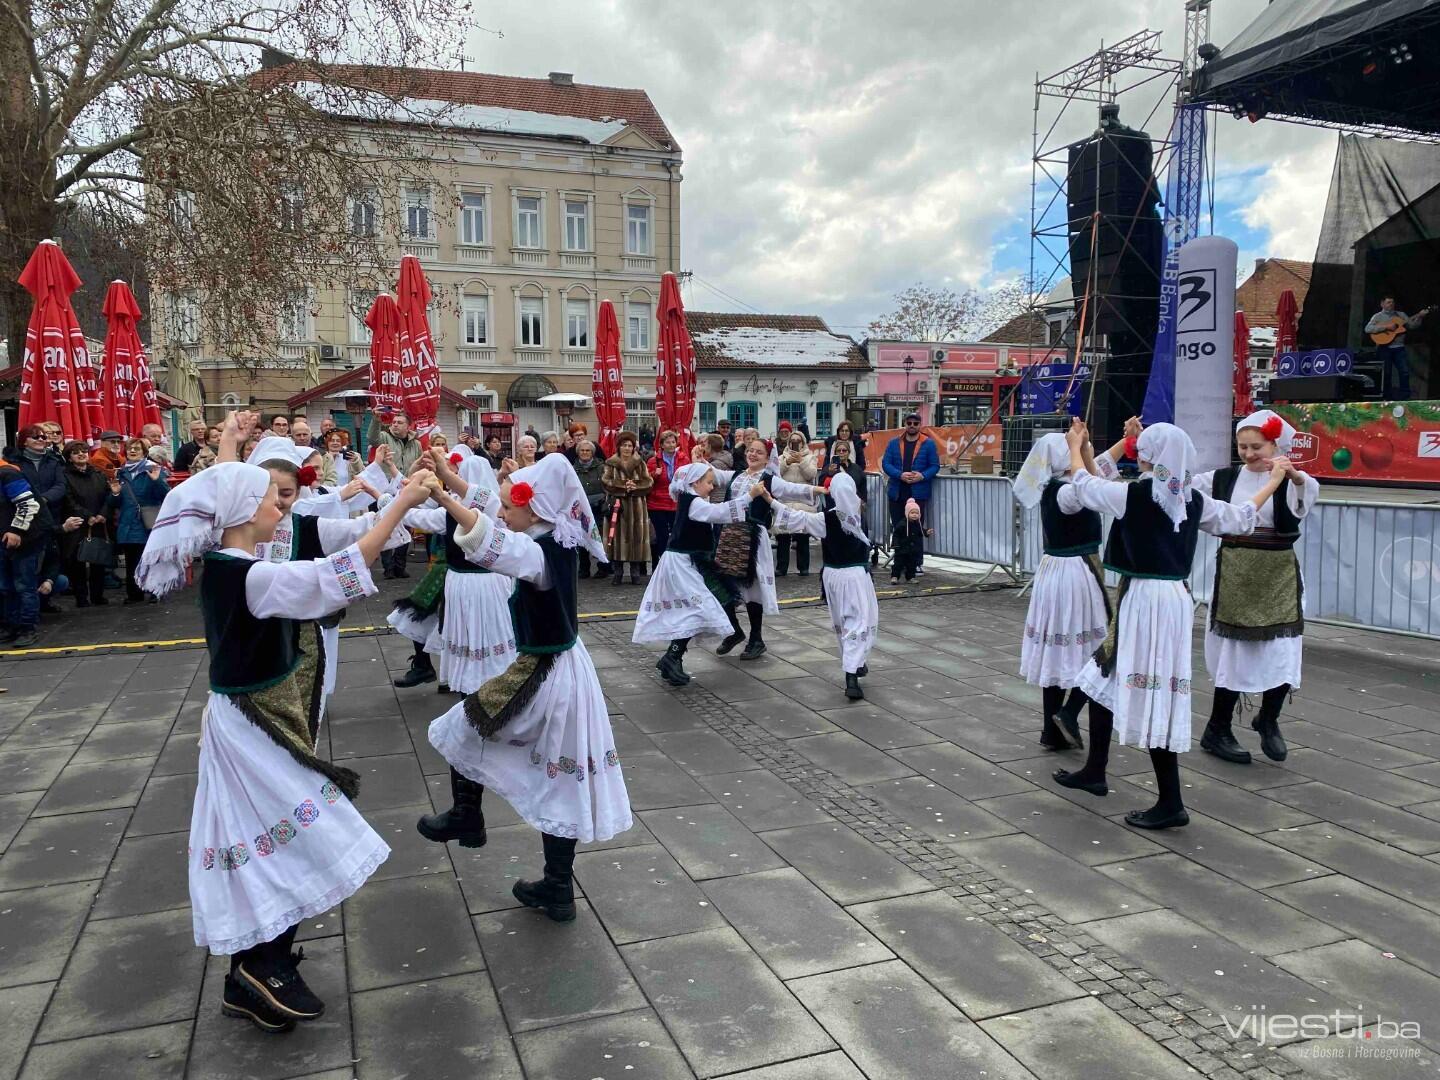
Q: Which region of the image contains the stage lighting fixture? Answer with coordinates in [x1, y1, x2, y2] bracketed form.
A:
[1197, 42, 1220, 62]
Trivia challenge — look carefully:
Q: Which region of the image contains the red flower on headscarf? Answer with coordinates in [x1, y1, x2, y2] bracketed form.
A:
[296, 465, 318, 487]
[510, 481, 534, 507]
[1260, 415, 1283, 442]
[449, 452, 463, 467]
[1123, 436, 1139, 460]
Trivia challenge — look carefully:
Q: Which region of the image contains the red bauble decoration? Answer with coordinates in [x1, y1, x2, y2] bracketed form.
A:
[1359, 436, 1395, 471]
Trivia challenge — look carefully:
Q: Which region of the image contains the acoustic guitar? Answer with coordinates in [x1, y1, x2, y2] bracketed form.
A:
[1369, 305, 1433, 346]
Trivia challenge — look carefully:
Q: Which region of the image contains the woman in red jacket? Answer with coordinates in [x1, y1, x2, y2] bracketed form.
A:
[646, 430, 681, 571]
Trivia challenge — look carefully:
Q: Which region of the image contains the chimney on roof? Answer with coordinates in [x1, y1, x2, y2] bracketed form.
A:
[1255, 258, 1265, 273]
[261, 46, 300, 70]
[548, 71, 575, 86]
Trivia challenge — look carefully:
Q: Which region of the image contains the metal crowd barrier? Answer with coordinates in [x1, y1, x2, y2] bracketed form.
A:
[864, 472, 1440, 638]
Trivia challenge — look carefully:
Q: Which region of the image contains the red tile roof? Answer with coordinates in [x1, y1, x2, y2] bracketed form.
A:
[684, 312, 867, 369]
[1236, 259, 1312, 328]
[982, 311, 1049, 346]
[263, 63, 678, 151]
[286, 366, 471, 410]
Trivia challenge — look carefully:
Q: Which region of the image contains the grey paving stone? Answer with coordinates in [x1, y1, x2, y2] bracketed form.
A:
[694, 769, 833, 832]
[851, 890, 1084, 1020]
[1260, 821, 1440, 916]
[97, 688, 187, 725]
[728, 695, 846, 739]
[611, 692, 710, 734]
[1154, 767, 1320, 832]
[0, 790, 42, 855]
[1276, 1028, 1440, 1078]
[622, 927, 834, 1078]
[889, 741, 1036, 799]
[1080, 909, 1347, 1038]
[328, 714, 417, 760]
[92, 833, 190, 919]
[978, 789, 1169, 866]
[606, 713, 662, 758]
[851, 682, 976, 721]
[0, 982, 51, 1080]
[150, 731, 200, 777]
[1397, 760, 1440, 788]
[0, 808, 128, 890]
[364, 802, 455, 882]
[347, 752, 430, 810]
[38, 908, 204, 1043]
[916, 713, 1046, 761]
[0, 881, 98, 988]
[70, 718, 173, 766]
[1282, 720, 1434, 770]
[352, 971, 523, 1080]
[474, 900, 646, 1032]
[1279, 748, 1440, 807]
[788, 960, 1030, 1080]
[20, 1020, 190, 1080]
[126, 773, 198, 837]
[690, 670, 791, 704]
[1177, 746, 1310, 791]
[640, 804, 788, 880]
[703, 868, 893, 979]
[344, 874, 483, 991]
[1127, 811, 1327, 889]
[953, 833, 1157, 923]
[622, 752, 714, 810]
[574, 842, 724, 945]
[1267, 875, 1440, 978]
[1380, 730, 1440, 759]
[1262, 781, 1440, 855]
[717, 1054, 865, 1080]
[187, 940, 352, 1080]
[32, 758, 152, 816]
[980, 997, 1196, 1080]
[759, 822, 931, 905]
[647, 728, 760, 775]
[1274, 939, 1440, 1052]
[813, 704, 946, 750]
[3, 709, 97, 749]
[0, 746, 74, 796]
[790, 731, 916, 785]
[1100, 854, 1347, 955]
[857, 776, 1016, 842]
[513, 1009, 695, 1080]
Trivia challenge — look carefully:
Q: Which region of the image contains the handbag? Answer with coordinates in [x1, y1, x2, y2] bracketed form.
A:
[122, 476, 160, 529]
[76, 524, 114, 566]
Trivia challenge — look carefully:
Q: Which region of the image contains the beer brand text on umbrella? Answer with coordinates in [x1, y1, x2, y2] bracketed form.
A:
[1233, 310, 1255, 416]
[655, 272, 697, 452]
[394, 255, 440, 435]
[1276, 289, 1299, 356]
[364, 293, 404, 414]
[17, 240, 102, 440]
[99, 280, 162, 439]
[592, 299, 626, 457]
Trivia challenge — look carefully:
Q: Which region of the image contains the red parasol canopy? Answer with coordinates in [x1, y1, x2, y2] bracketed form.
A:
[591, 299, 626, 457]
[98, 280, 162, 439]
[655, 272, 696, 452]
[17, 240, 102, 440]
[364, 293, 404, 414]
[1232, 310, 1255, 416]
[1275, 289, 1299, 356]
[394, 255, 440, 435]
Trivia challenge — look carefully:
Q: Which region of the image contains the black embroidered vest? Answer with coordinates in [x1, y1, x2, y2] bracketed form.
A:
[1102, 480, 1202, 580]
[1040, 479, 1102, 556]
[510, 534, 579, 654]
[202, 554, 299, 693]
[670, 493, 718, 555]
[1211, 466, 1300, 547]
[445, 513, 492, 573]
[820, 505, 871, 567]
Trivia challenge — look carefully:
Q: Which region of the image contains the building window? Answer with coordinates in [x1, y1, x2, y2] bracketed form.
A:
[626, 300, 651, 351]
[459, 192, 488, 245]
[515, 196, 542, 248]
[563, 199, 589, 251]
[278, 182, 304, 232]
[565, 298, 590, 349]
[699, 401, 717, 431]
[404, 187, 433, 239]
[462, 297, 489, 345]
[168, 291, 200, 344]
[169, 191, 195, 232]
[776, 401, 807, 432]
[626, 203, 652, 255]
[726, 401, 758, 430]
[348, 190, 378, 238]
[815, 401, 833, 438]
[278, 290, 312, 342]
[519, 297, 544, 347]
[349, 289, 378, 342]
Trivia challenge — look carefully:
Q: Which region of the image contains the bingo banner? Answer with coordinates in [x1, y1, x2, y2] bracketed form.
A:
[1172, 236, 1238, 475]
[1273, 401, 1440, 485]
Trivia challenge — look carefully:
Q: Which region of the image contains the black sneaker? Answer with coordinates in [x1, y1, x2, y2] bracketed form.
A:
[7, 630, 39, 649]
[715, 631, 745, 656]
[238, 951, 325, 1021]
[739, 640, 767, 661]
[222, 972, 297, 1033]
[394, 664, 437, 688]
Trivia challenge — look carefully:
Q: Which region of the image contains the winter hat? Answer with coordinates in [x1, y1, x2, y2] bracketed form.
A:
[905, 498, 921, 521]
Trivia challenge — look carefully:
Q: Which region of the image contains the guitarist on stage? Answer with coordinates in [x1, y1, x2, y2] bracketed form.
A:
[1366, 296, 1432, 401]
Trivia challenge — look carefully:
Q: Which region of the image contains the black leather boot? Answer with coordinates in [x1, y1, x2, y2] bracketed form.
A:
[611, 561, 625, 586]
[394, 644, 436, 688]
[1200, 688, 1251, 764]
[416, 769, 487, 847]
[513, 833, 577, 922]
[1125, 749, 1190, 830]
[845, 672, 864, 700]
[1055, 687, 1087, 749]
[1251, 685, 1290, 761]
[740, 603, 766, 660]
[1054, 703, 1113, 796]
[1039, 685, 1067, 750]
[716, 606, 745, 655]
[657, 641, 690, 686]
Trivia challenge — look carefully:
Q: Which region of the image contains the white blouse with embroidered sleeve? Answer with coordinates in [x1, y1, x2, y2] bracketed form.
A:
[769, 502, 826, 539]
[1199, 491, 1258, 536]
[1067, 469, 1131, 517]
[238, 545, 376, 620]
[687, 493, 751, 525]
[454, 514, 550, 587]
[313, 512, 410, 554]
[768, 474, 818, 504]
[1092, 450, 1122, 480]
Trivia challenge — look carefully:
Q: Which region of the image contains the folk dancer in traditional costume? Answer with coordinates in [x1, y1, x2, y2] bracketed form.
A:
[636, 462, 754, 687]
[1011, 432, 1111, 751]
[754, 472, 879, 700]
[136, 417, 431, 1032]
[1194, 410, 1317, 764]
[1051, 419, 1287, 829]
[413, 455, 631, 921]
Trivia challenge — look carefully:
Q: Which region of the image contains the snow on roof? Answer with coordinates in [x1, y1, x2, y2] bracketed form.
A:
[686, 314, 866, 369]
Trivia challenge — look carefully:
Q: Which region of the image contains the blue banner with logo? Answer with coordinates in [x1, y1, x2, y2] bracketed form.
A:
[1021, 364, 1090, 416]
[1141, 103, 1208, 425]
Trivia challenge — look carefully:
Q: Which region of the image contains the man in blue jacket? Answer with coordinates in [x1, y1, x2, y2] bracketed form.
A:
[882, 414, 940, 576]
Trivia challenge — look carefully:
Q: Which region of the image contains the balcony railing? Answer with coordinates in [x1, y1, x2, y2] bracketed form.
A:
[511, 249, 547, 268]
[514, 347, 551, 366]
[456, 346, 498, 367]
[559, 252, 596, 270]
[561, 349, 592, 367]
[402, 239, 439, 259]
[277, 343, 309, 360]
[346, 344, 370, 363]
[623, 351, 656, 371]
[456, 245, 494, 266]
[622, 254, 656, 272]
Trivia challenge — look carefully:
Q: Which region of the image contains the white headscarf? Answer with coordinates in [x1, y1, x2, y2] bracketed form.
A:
[1136, 422, 1197, 532]
[1011, 433, 1072, 509]
[460, 452, 499, 496]
[669, 461, 714, 499]
[827, 471, 869, 544]
[136, 462, 272, 596]
[1236, 409, 1295, 453]
[509, 454, 607, 562]
[247, 436, 308, 467]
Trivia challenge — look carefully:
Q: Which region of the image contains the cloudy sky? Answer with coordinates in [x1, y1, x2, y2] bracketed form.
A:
[466, 0, 1335, 335]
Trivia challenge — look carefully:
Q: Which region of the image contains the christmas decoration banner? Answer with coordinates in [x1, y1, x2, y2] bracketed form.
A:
[1273, 401, 1440, 484]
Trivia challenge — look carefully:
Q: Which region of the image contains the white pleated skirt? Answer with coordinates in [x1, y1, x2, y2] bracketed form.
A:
[736, 527, 780, 614]
[1076, 578, 1196, 752]
[429, 640, 633, 843]
[632, 550, 734, 644]
[386, 605, 438, 648]
[1020, 555, 1110, 688]
[434, 571, 518, 694]
[189, 694, 390, 955]
[320, 623, 340, 697]
[824, 565, 879, 674]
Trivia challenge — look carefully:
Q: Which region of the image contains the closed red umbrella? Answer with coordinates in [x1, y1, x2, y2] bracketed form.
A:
[394, 255, 440, 436]
[655, 272, 696, 452]
[1275, 289, 1299, 356]
[99, 280, 162, 439]
[1233, 310, 1254, 416]
[17, 240, 101, 440]
[364, 293, 403, 414]
[591, 299, 625, 457]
